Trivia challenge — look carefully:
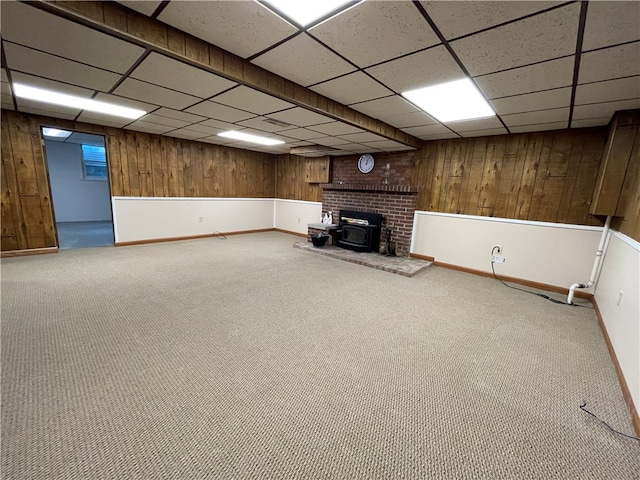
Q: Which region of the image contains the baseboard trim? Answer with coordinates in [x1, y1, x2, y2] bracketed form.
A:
[115, 229, 274, 247]
[592, 299, 640, 438]
[410, 253, 435, 262]
[274, 228, 307, 238]
[432, 261, 593, 300]
[1, 247, 59, 258]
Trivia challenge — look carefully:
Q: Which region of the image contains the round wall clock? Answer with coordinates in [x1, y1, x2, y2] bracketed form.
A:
[358, 154, 375, 174]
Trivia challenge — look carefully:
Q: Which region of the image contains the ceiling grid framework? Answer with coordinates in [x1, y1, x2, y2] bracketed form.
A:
[0, 0, 638, 155]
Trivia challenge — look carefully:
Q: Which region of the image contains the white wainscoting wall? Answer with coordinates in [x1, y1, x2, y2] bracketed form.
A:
[595, 230, 640, 414]
[112, 197, 275, 243]
[274, 199, 322, 235]
[411, 211, 603, 291]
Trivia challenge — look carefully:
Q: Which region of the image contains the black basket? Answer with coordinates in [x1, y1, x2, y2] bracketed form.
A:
[310, 234, 329, 247]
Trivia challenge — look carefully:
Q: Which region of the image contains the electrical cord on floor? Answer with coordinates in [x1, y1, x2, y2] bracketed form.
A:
[212, 231, 227, 240]
[580, 402, 640, 441]
[490, 246, 592, 308]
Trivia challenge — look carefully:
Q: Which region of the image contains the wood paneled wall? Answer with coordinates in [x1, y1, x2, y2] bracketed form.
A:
[1, 112, 57, 251]
[105, 130, 274, 198]
[415, 128, 609, 226]
[1, 110, 275, 251]
[4, 109, 639, 252]
[274, 155, 327, 202]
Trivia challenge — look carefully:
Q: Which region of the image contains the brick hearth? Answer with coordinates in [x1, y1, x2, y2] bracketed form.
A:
[321, 183, 418, 257]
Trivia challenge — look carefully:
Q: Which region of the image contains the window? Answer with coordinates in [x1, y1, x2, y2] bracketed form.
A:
[82, 144, 107, 180]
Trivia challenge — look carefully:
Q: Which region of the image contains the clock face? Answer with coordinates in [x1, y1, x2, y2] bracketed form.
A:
[358, 154, 375, 174]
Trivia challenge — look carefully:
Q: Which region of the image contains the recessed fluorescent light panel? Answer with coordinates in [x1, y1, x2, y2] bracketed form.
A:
[42, 127, 72, 139]
[402, 78, 495, 123]
[218, 131, 285, 146]
[262, 0, 354, 27]
[13, 83, 146, 119]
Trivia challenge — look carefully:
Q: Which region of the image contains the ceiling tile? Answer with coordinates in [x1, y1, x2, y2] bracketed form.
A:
[288, 140, 315, 147]
[350, 96, 420, 119]
[445, 116, 504, 132]
[124, 120, 176, 134]
[115, 78, 201, 110]
[346, 146, 377, 153]
[152, 108, 206, 123]
[198, 118, 238, 131]
[307, 122, 364, 136]
[575, 77, 640, 106]
[158, 1, 298, 59]
[365, 45, 465, 92]
[475, 56, 574, 99]
[16, 99, 80, 119]
[490, 88, 572, 115]
[276, 128, 325, 141]
[1, 95, 14, 110]
[1, 69, 9, 83]
[10, 71, 94, 98]
[571, 117, 611, 129]
[268, 107, 334, 127]
[313, 136, 355, 147]
[378, 111, 438, 129]
[359, 140, 410, 150]
[582, 1, 640, 51]
[252, 34, 356, 87]
[164, 129, 208, 140]
[421, 1, 563, 40]
[502, 107, 569, 127]
[578, 43, 640, 84]
[130, 53, 237, 98]
[2, 1, 145, 74]
[4, 43, 121, 92]
[93, 93, 158, 113]
[337, 132, 387, 143]
[451, 3, 580, 76]
[184, 101, 255, 123]
[235, 116, 295, 133]
[310, 71, 393, 105]
[211, 86, 294, 115]
[199, 135, 238, 146]
[572, 99, 640, 121]
[76, 111, 130, 128]
[401, 124, 452, 137]
[115, 1, 163, 16]
[179, 124, 226, 136]
[139, 114, 191, 129]
[509, 122, 567, 133]
[309, 1, 440, 68]
[421, 132, 461, 141]
[459, 128, 509, 137]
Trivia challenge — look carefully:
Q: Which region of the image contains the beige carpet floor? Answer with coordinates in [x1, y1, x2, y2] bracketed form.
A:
[1, 231, 638, 479]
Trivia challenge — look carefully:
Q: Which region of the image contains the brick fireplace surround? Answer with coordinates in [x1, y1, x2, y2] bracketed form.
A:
[321, 184, 418, 257]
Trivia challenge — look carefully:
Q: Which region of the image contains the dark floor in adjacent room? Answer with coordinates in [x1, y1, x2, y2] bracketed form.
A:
[56, 221, 114, 250]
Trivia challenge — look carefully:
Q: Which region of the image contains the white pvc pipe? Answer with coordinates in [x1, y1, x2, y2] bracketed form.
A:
[567, 215, 612, 304]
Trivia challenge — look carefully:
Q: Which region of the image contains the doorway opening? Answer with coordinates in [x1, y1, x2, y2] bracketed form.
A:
[42, 128, 114, 250]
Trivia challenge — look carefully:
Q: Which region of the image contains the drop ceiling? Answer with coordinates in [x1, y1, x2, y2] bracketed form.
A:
[1, 0, 638, 155]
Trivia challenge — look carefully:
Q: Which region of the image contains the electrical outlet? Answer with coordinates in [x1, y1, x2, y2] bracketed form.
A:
[297, 218, 301, 223]
[492, 255, 505, 263]
[198, 216, 203, 223]
[495, 245, 503, 254]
